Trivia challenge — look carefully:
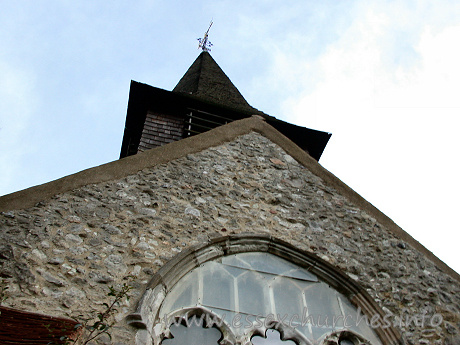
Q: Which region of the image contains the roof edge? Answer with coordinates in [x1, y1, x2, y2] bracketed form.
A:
[0, 116, 269, 212]
[1, 116, 458, 282]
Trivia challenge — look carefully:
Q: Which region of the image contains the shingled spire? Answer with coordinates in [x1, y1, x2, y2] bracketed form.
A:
[173, 51, 259, 113]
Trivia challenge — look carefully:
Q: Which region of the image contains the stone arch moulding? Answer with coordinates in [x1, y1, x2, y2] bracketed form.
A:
[127, 233, 403, 345]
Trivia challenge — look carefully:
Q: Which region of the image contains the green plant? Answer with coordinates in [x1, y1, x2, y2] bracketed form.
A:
[79, 280, 133, 344]
[49, 277, 133, 345]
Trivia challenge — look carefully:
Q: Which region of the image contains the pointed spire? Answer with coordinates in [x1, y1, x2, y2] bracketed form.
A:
[173, 52, 260, 113]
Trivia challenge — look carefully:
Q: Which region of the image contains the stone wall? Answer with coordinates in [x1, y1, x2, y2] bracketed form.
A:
[1, 132, 459, 344]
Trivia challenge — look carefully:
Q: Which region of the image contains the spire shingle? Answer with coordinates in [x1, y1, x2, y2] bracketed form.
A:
[173, 52, 259, 113]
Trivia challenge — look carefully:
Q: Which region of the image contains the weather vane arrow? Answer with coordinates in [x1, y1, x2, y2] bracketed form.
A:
[197, 20, 213, 52]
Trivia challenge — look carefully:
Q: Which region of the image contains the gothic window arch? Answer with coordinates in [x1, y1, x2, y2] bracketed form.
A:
[128, 234, 402, 345]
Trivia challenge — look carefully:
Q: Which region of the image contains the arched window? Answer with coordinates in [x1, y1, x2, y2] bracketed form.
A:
[128, 234, 402, 345]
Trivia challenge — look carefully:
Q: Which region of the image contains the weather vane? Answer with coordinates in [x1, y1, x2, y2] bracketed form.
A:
[197, 20, 213, 52]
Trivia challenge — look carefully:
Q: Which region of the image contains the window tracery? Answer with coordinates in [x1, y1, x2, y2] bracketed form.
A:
[157, 252, 379, 345]
[127, 234, 402, 345]
[161, 317, 222, 345]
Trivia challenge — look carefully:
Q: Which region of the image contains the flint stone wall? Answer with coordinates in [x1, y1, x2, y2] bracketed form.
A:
[0, 132, 459, 344]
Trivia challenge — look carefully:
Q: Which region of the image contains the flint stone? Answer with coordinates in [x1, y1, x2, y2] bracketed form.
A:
[105, 254, 128, 276]
[102, 224, 122, 235]
[65, 234, 83, 244]
[185, 207, 200, 217]
[39, 270, 66, 287]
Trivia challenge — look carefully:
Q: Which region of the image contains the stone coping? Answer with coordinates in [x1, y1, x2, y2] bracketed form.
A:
[0, 116, 458, 282]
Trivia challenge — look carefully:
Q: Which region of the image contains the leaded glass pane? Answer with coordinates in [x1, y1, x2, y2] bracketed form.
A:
[202, 261, 234, 311]
[222, 264, 248, 278]
[303, 282, 342, 323]
[303, 282, 340, 340]
[201, 308, 249, 337]
[163, 270, 199, 314]
[338, 296, 382, 344]
[222, 252, 318, 282]
[272, 277, 305, 318]
[310, 321, 335, 341]
[237, 270, 269, 316]
[220, 254, 252, 269]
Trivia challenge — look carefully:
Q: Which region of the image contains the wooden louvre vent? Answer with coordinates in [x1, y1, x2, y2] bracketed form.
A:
[184, 108, 234, 137]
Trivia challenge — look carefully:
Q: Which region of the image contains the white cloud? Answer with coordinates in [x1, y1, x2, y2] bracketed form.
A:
[264, 1, 460, 273]
[375, 24, 460, 109]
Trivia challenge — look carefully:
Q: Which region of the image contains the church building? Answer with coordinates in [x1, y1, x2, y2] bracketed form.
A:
[0, 48, 459, 345]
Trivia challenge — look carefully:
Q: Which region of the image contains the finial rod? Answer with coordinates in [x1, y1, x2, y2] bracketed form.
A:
[198, 20, 213, 52]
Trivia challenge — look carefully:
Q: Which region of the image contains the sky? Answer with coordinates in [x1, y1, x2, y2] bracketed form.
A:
[0, 1, 459, 274]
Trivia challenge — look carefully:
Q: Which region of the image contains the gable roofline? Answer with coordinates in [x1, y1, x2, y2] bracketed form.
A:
[1, 116, 458, 282]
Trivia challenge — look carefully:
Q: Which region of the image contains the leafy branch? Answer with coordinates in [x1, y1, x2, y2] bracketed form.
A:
[79, 281, 133, 344]
[49, 277, 134, 345]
